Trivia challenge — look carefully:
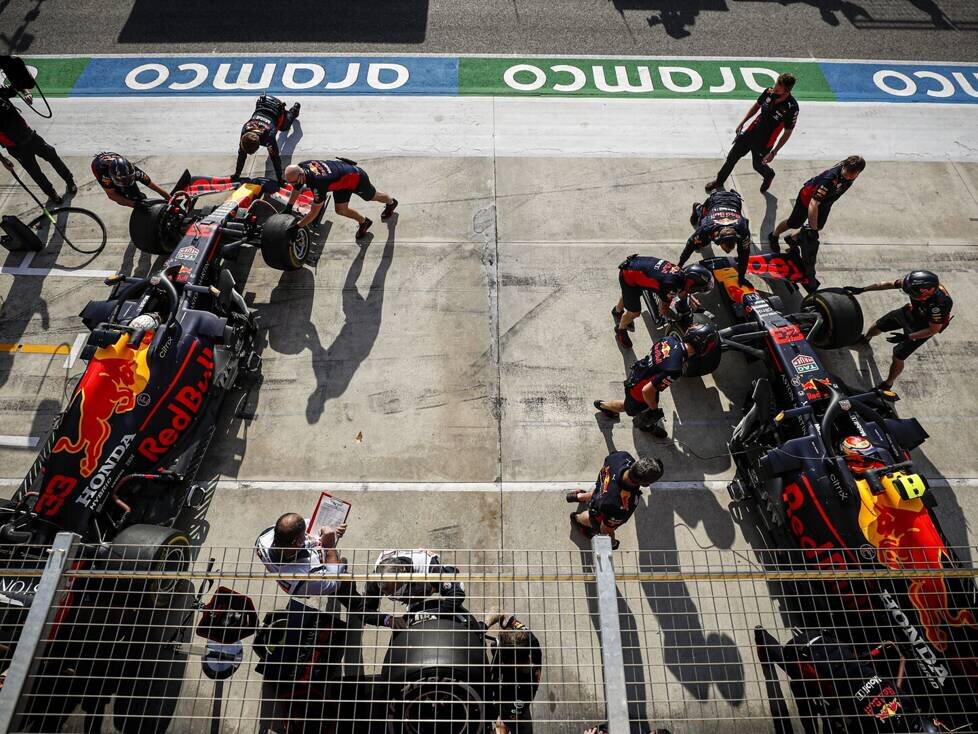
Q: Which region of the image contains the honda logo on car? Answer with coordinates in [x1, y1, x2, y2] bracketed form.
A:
[791, 354, 818, 374]
[76, 433, 136, 510]
[880, 590, 948, 688]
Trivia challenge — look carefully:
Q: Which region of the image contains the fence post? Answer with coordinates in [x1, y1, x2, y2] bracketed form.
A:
[593, 534, 629, 733]
[0, 532, 80, 732]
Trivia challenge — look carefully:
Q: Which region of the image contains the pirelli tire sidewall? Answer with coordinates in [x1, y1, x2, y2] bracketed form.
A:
[109, 523, 191, 605]
[128, 200, 176, 256]
[260, 213, 309, 271]
[803, 288, 864, 349]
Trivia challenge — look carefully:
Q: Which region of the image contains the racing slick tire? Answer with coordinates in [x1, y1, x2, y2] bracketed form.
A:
[260, 213, 309, 271]
[672, 313, 723, 377]
[128, 200, 177, 256]
[802, 288, 864, 349]
[110, 523, 191, 605]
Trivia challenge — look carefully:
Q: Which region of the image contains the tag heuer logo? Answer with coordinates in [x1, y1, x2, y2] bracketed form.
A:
[791, 355, 818, 374]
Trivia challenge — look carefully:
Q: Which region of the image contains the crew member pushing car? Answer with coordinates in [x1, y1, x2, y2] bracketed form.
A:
[768, 155, 865, 251]
[232, 94, 300, 183]
[91, 152, 168, 208]
[567, 451, 663, 549]
[613, 256, 714, 348]
[679, 188, 752, 285]
[593, 322, 720, 437]
[845, 270, 953, 390]
[284, 159, 398, 240]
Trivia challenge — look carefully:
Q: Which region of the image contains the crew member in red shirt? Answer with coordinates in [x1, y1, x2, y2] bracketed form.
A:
[705, 72, 799, 194]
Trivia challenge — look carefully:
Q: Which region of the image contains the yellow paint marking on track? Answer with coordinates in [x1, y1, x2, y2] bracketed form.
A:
[0, 342, 72, 355]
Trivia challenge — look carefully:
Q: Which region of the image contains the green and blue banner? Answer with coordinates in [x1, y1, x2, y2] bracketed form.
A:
[22, 56, 978, 104]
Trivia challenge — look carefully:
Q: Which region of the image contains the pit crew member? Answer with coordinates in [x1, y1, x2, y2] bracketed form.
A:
[91, 152, 168, 207]
[255, 512, 355, 610]
[284, 159, 398, 240]
[705, 72, 798, 193]
[845, 270, 952, 390]
[231, 94, 300, 183]
[358, 548, 465, 628]
[768, 155, 865, 251]
[593, 323, 720, 437]
[567, 451, 664, 549]
[485, 613, 543, 732]
[0, 91, 75, 205]
[613, 256, 714, 348]
[678, 188, 752, 285]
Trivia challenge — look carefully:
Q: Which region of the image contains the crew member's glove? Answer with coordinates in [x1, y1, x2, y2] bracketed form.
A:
[886, 333, 905, 344]
[842, 286, 864, 296]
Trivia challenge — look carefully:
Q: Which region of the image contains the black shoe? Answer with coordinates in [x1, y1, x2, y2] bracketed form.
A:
[571, 512, 596, 539]
[615, 328, 633, 349]
[611, 308, 635, 332]
[760, 173, 775, 193]
[593, 400, 619, 421]
[355, 218, 373, 239]
[65, 181, 77, 195]
[767, 232, 780, 253]
[705, 180, 719, 193]
[784, 233, 798, 251]
[289, 102, 301, 119]
[381, 198, 398, 222]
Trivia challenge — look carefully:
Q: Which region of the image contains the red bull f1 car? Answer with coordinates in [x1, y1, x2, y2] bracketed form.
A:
[699, 252, 978, 727]
[0, 173, 312, 731]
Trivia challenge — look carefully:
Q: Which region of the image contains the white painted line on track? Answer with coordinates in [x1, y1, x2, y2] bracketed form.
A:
[0, 436, 38, 449]
[0, 263, 115, 279]
[35, 96, 978, 162]
[63, 333, 87, 369]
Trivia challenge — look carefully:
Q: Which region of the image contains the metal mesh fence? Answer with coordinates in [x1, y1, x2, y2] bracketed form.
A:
[0, 539, 976, 733]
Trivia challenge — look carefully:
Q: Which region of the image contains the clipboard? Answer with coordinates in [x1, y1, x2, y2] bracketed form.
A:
[309, 491, 351, 535]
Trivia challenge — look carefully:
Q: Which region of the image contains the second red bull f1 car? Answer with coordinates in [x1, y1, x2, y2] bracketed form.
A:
[0, 174, 313, 731]
[699, 252, 978, 727]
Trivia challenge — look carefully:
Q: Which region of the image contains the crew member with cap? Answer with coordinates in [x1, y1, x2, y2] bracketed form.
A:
[567, 451, 664, 549]
[283, 159, 397, 240]
[91, 152, 169, 207]
[613, 255, 715, 348]
[679, 188, 752, 285]
[231, 94, 301, 183]
[844, 270, 952, 390]
[593, 322, 720, 437]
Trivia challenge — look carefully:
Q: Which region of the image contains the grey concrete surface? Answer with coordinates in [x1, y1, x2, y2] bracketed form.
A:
[2, 0, 977, 61]
[2, 152, 978, 732]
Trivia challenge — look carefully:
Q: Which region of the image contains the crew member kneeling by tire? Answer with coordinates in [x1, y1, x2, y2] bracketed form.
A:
[593, 323, 720, 438]
[567, 452, 663, 550]
[844, 270, 953, 390]
[283, 159, 397, 240]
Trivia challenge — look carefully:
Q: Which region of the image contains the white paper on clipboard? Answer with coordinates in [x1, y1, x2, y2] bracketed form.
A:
[309, 491, 351, 534]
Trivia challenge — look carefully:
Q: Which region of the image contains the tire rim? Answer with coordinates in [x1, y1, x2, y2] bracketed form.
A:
[291, 229, 309, 262]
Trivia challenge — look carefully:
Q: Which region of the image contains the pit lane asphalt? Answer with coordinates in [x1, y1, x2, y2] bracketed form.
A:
[2, 0, 977, 61]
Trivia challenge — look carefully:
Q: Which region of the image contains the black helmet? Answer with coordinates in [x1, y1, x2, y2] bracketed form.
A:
[683, 322, 720, 356]
[107, 155, 136, 188]
[682, 264, 715, 294]
[901, 270, 939, 298]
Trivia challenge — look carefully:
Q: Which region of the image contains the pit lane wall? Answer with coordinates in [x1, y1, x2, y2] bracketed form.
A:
[21, 56, 978, 103]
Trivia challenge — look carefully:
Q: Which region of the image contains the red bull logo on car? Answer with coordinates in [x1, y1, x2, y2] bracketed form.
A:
[52, 334, 150, 477]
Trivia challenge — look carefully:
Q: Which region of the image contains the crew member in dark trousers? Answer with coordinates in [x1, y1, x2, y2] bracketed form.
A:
[705, 73, 798, 193]
[232, 94, 300, 183]
[91, 152, 169, 207]
[567, 451, 663, 549]
[284, 159, 397, 240]
[844, 270, 952, 391]
[679, 188, 752, 285]
[0, 89, 74, 205]
[613, 256, 714, 348]
[768, 155, 865, 251]
[485, 613, 543, 733]
[593, 323, 720, 437]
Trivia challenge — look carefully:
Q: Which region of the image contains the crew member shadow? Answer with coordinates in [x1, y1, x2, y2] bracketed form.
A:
[258, 218, 396, 424]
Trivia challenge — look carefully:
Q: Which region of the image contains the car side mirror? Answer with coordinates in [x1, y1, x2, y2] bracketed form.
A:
[218, 269, 236, 314]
